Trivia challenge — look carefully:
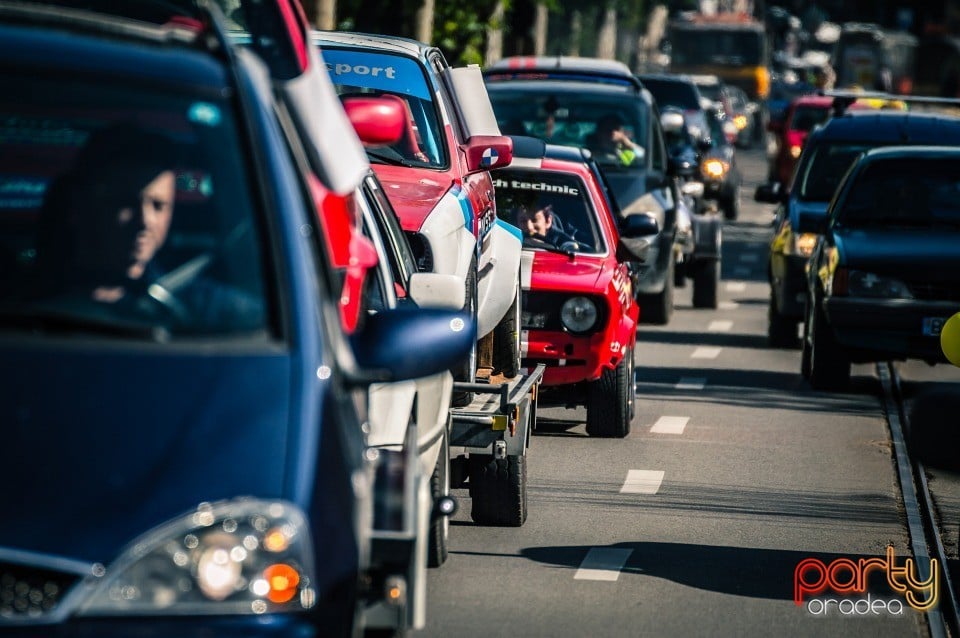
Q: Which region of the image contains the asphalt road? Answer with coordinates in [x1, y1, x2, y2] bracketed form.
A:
[418, 147, 942, 637]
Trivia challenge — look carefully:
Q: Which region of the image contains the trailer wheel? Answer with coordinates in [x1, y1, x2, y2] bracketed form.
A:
[492, 281, 521, 379]
[468, 454, 526, 527]
[427, 437, 450, 568]
[586, 345, 633, 438]
[692, 259, 719, 309]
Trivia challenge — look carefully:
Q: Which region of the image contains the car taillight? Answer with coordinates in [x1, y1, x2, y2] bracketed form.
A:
[833, 267, 849, 296]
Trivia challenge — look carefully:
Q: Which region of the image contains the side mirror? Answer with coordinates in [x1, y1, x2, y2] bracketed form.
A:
[342, 95, 405, 146]
[796, 209, 828, 235]
[408, 273, 465, 310]
[617, 213, 659, 262]
[350, 308, 475, 382]
[754, 182, 782, 203]
[463, 135, 514, 173]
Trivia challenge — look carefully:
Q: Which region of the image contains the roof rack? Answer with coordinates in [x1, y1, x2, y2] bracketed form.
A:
[823, 89, 960, 116]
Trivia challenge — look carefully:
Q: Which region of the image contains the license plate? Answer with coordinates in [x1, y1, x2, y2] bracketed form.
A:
[922, 317, 946, 337]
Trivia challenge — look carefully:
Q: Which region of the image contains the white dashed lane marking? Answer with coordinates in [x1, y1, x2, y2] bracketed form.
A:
[708, 320, 733, 332]
[719, 301, 739, 310]
[651, 416, 689, 434]
[733, 266, 751, 277]
[691, 347, 722, 359]
[739, 253, 759, 263]
[725, 282, 747, 292]
[574, 548, 634, 582]
[675, 377, 706, 390]
[620, 470, 665, 494]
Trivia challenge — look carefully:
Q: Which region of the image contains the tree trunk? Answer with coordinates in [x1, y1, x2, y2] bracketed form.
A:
[415, 0, 435, 44]
[568, 10, 582, 56]
[596, 6, 617, 59]
[316, 0, 336, 30]
[485, 1, 506, 66]
[532, 3, 548, 56]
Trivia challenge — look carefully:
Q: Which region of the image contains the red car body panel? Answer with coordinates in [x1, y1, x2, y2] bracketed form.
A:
[520, 158, 638, 387]
[772, 95, 832, 187]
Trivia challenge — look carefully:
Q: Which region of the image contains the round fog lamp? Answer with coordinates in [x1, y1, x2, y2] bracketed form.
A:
[560, 297, 598, 333]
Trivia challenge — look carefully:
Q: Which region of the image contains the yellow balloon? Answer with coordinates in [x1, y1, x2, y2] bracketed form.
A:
[941, 312, 960, 367]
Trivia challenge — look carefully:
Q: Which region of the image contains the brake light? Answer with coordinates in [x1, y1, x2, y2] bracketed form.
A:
[755, 67, 770, 99]
[833, 267, 849, 296]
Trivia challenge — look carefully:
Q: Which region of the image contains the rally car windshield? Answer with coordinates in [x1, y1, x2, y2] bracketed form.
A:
[0, 74, 272, 340]
[322, 48, 447, 169]
[493, 170, 605, 255]
[836, 158, 960, 229]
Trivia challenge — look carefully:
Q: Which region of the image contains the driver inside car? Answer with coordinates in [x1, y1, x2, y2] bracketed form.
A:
[32, 123, 264, 333]
[517, 204, 588, 251]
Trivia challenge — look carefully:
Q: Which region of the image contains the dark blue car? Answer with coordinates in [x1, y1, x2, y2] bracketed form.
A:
[0, 3, 471, 635]
[801, 146, 960, 390]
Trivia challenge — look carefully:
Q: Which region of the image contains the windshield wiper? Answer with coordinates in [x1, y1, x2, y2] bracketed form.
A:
[366, 149, 410, 167]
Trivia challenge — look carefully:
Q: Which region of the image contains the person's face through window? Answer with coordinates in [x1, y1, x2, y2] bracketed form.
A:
[518, 207, 553, 237]
[91, 168, 176, 280]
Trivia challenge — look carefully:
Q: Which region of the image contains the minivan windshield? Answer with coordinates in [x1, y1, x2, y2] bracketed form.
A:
[0, 74, 270, 339]
[487, 88, 648, 170]
[797, 142, 871, 201]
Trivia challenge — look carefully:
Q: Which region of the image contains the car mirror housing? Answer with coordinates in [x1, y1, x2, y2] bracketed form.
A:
[350, 307, 475, 383]
[408, 272, 465, 310]
[754, 182, 784, 204]
[342, 95, 405, 146]
[463, 135, 513, 173]
[617, 213, 660, 262]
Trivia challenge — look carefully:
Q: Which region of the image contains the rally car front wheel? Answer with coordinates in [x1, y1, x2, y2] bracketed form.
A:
[492, 280, 521, 379]
[586, 344, 633, 438]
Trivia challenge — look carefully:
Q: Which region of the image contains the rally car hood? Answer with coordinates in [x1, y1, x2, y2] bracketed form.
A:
[372, 164, 453, 232]
[525, 249, 607, 292]
[836, 228, 960, 280]
[0, 345, 293, 564]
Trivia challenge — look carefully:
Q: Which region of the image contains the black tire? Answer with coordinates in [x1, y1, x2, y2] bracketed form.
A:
[627, 345, 637, 421]
[451, 257, 478, 407]
[492, 282, 521, 379]
[427, 435, 449, 568]
[468, 454, 526, 527]
[721, 184, 741, 221]
[674, 258, 687, 288]
[586, 344, 633, 438]
[639, 260, 674, 325]
[768, 290, 800, 348]
[808, 298, 851, 391]
[692, 259, 719, 309]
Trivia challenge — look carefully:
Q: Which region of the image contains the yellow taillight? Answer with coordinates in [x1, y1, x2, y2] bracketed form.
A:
[790, 144, 802, 159]
[755, 67, 770, 99]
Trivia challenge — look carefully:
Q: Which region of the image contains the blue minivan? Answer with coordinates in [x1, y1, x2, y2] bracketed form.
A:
[0, 2, 471, 635]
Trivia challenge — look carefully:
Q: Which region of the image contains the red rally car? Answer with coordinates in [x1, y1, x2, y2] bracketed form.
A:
[493, 137, 655, 438]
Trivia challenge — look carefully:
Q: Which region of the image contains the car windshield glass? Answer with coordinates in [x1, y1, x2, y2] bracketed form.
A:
[0, 74, 271, 340]
[838, 158, 960, 228]
[489, 89, 648, 169]
[797, 143, 871, 201]
[789, 105, 830, 132]
[670, 28, 765, 66]
[322, 48, 447, 169]
[492, 169, 604, 255]
[640, 79, 700, 110]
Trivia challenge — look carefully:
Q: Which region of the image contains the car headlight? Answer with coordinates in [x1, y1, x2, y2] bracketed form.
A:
[846, 269, 913, 299]
[733, 115, 748, 130]
[790, 232, 818, 258]
[789, 144, 802, 159]
[560, 296, 598, 333]
[78, 499, 316, 616]
[702, 158, 729, 179]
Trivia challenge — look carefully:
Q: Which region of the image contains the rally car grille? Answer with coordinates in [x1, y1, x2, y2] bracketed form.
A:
[0, 562, 81, 620]
[521, 292, 606, 334]
[404, 232, 433, 273]
[906, 281, 960, 303]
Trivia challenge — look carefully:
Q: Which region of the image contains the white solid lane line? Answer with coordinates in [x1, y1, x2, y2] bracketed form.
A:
[725, 282, 747, 292]
[620, 470, 665, 495]
[675, 377, 706, 390]
[691, 347, 722, 359]
[708, 320, 733, 332]
[651, 416, 689, 434]
[574, 548, 634, 582]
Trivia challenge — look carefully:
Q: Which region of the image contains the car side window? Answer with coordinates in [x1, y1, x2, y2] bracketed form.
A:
[363, 176, 415, 299]
[650, 120, 667, 173]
